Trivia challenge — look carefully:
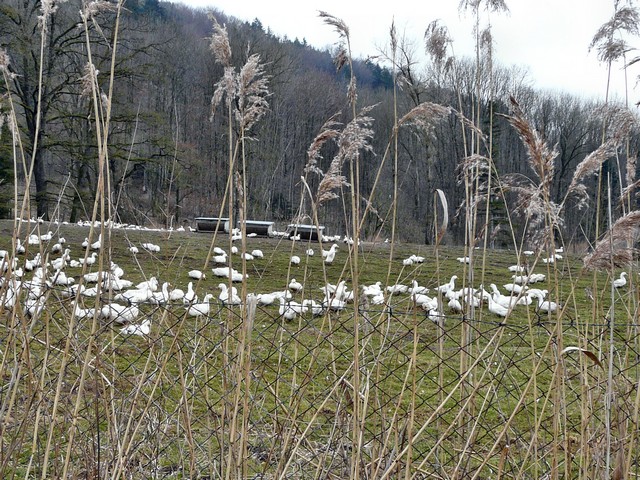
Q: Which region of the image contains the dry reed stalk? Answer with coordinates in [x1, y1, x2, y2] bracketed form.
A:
[364, 314, 419, 479]
[37, 4, 104, 475]
[317, 17, 366, 476]
[59, 4, 126, 474]
[377, 327, 508, 480]
[412, 334, 509, 476]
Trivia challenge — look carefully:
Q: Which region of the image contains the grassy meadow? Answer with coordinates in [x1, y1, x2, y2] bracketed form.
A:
[0, 218, 637, 478]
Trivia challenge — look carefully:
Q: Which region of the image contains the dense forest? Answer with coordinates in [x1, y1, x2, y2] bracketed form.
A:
[1, 0, 638, 247]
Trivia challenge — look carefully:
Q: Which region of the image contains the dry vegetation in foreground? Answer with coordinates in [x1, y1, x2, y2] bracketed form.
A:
[3, 2, 640, 478]
[0, 219, 638, 479]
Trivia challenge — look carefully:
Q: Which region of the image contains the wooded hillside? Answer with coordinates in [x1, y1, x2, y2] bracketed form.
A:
[1, 0, 637, 246]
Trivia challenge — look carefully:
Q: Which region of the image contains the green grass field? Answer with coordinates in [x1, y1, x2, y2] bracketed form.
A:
[0, 219, 637, 479]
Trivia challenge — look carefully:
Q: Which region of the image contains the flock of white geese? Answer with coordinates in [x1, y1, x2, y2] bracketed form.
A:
[0, 226, 630, 338]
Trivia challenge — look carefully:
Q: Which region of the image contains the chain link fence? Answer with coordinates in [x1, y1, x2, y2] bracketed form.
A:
[0, 283, 639, 479]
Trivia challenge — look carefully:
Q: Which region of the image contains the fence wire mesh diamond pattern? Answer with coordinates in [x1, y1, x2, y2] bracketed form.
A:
[1, 285, 639, 479]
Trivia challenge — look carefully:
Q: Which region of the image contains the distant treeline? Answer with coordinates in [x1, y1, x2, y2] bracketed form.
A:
[0, 0, 637, 246]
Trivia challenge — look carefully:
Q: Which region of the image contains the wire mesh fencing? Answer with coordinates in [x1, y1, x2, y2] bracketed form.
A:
[1, 284, 639, 479]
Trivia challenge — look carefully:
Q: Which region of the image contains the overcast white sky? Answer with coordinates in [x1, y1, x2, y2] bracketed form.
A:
[169, 0, 636, 103]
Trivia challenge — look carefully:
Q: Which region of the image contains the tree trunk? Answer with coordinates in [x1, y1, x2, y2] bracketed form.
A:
[34, 148, 49, 220]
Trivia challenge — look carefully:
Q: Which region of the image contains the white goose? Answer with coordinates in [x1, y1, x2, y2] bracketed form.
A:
[84, 251, 98, 266]
[503, 283, 526, 294]
[485, 294, 509, 317]
[489, 284, 519, 309]
[334, 280, 349, 301]
[613, 272, 628, 288]
[142, 242, 160, 252]
[121, 319, 151, 336]
[362, 281, 383, 297]
[409, 280, 429, 295]
[530, 290, 559, 313]
[25, 296, 46, 318]
[115, 285, 154, 304]
[323, 295, 345, 311]
[169, 285, 185, 302]
[183, 281, 196, 304]
[51, 270, 74, 286]
[150, 282, 171, 304]
[386, 284, 408, 295]
[370, 291, 385, 305]
[278, 296, 298, 321]
[218, 283, 241, 305]
[90, 234, 102, 250]
[256, 292, 276, 306]
[136, 277, 158, 292]
[102, 276, 133, 291]
[302, 299, 324, 316]
[72, 300, 95, 320]
[187, 293, 214, 317]
[323, 244, 338, 264]
[213, 253, 228, 264]
[447, 297, 463, 312]
[188, 269, 205, 280]
[50, 248, 71, 270]
[437, 275, 458, 295]
[288, 278, 303, 292]
[412, 291, 437, 309]
[101, 303, 139, 324]
[528, 273, 546, 283]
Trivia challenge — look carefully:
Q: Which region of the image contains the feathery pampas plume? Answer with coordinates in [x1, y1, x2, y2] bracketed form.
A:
[209, 17, 236, 122]
[319, 11, 349, 73]
[80, 62, 99, 98]
[424, 20, 451, 66]
[319, 11, 357, 105]
[620, 177, 640, 205]
[209, 17, 232, 68]
[209, 20, 270, 132]
[626, 155, 637, 187]
[318, 11, 349, 44]
[501, 97, 565, 247]
[81, 1, 118, 20]
[459, 0, 509, 14]
[592, 104, 640, 141]
[583, 210, 640, 270]
[311, 106, 375, 206]
[39, 0, 66, 30]
[236, 54, 270, 132]
[305, 115, 341, 176]
[398, 102, 452, 133]
[590, 5, 640, 64]
[456, 154, 490, 185]
[504, 96, 557, 192]
[565, 139, 618, 206]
